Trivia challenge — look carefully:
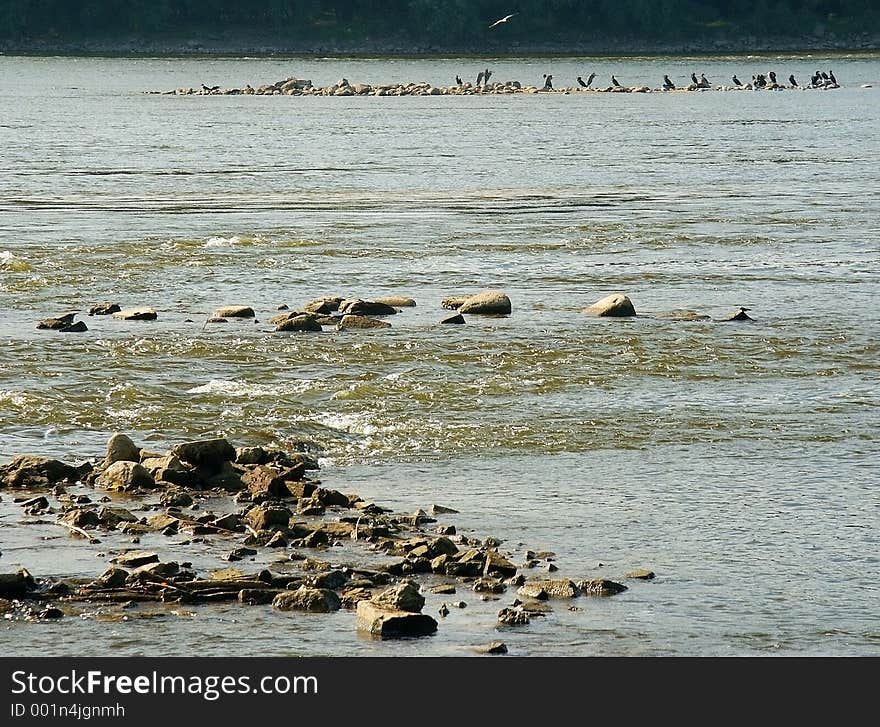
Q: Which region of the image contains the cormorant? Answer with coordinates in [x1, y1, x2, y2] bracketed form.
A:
[829, 70, 837, 85]
[732, 75, 743, 87]
[476, 71, 484, 86]
[811, 71, 820, 86]
[611, 75, 622, 87]
[586, 72, 595, 87]
[789, 74, 798, 87]
[691, 72, 699, 85]
[662, 74, 675, 90]
[769, 71, 777, 85]
[542, 74, 553, 90]
[577, 76, 587, 87]
[699, 73, 710, 88]
[484, 68, 492, 84]
[821, 71, 830, 80]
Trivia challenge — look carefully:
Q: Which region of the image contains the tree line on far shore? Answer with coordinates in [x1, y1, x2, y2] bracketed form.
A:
[1, 0, 878, 50]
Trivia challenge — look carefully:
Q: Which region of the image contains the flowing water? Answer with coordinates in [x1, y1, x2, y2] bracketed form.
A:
[1, 53, 878, 656]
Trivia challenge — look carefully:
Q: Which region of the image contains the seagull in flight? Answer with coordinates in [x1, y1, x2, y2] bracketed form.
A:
[489, 13, 517, 28]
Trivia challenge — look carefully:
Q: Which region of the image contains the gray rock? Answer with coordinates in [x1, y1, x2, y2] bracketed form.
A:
[91, 566, 129, 588]
[441, 296, 470, 310]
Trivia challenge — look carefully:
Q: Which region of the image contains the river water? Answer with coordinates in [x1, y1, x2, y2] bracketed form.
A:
[1, 52, 878, 657]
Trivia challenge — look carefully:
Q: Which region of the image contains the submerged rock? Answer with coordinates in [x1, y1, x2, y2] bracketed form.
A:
[274, 314, 323, 332]
[577, 578, 628, 596]
[88, 302, 121, 316]
[336, 315, 392, 331]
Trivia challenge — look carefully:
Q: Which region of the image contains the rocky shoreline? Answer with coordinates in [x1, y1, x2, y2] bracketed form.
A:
[6, 290, 754, 652]
[0, 430, 652, 651]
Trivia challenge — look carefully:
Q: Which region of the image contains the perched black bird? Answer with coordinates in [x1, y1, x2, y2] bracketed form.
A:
[821, 71, 830, 80]
[811, 71, 820, 86]
[484, 68, 492, 84]
[611, 75, 622, 87]
[699, 73, 710, 87]
[662, 74, 675, 90]
[789, 74, 798, 87]
[542, 74, 553, 90]
[476, 71, 484, 86]
[732, 75, 743, 87]
[769, 71, 777, 85]
[455, 75, 463, 86]
[829, 70, 838, 85]
[577, 76, 587, 87]
[691, 72, 699, 85]
[586, 72, 595, 87]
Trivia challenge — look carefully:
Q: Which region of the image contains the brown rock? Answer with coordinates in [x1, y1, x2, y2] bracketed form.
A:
[213, 305, 255, 318]
[582, 293, 636, 317]
[336, 314, 391, 331]
[95, 461, 155, 492]
[458, 290, 512, 315]
[356, 600, 438, 638]
[577, 578, 628, 596]
[272, 587, 341, 613]
[112, 307, 157, 321]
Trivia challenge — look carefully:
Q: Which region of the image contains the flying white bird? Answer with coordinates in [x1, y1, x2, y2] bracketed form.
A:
[489, 13, 517, 29]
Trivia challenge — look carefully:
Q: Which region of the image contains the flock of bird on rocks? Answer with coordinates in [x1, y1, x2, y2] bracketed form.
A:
[168, 67, 843, 98]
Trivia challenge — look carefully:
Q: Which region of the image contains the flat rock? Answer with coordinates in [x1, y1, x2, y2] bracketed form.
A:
[373, 296, 416, 307]
[517, 579, 580, 599]
[577, 578, 628, 596]
[0, 455, 83, 488]
[88, 302, 121, 316]
[112, 551, 159, 568]
[112, 307, 157, 321]
[626, 569, 656, 580]
[213, 305, 255, 318]
[356, 600, 438, 639]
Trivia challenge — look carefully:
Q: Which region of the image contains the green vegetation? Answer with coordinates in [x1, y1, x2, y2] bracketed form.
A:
[1, 0, 878, 51]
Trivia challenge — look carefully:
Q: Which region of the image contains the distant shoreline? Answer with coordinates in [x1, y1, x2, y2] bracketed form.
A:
[2, 34, 879, 58]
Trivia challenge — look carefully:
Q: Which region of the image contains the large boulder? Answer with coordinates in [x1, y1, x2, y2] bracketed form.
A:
[171, 438, 236, 473]
[458, 290, 512, 315]
[95, 461, 155, 492]
[372, 581, 425, 613]
[105, 433, 140, 466]
[0, 455, 83, 489]
[582, 293, 636, 317]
